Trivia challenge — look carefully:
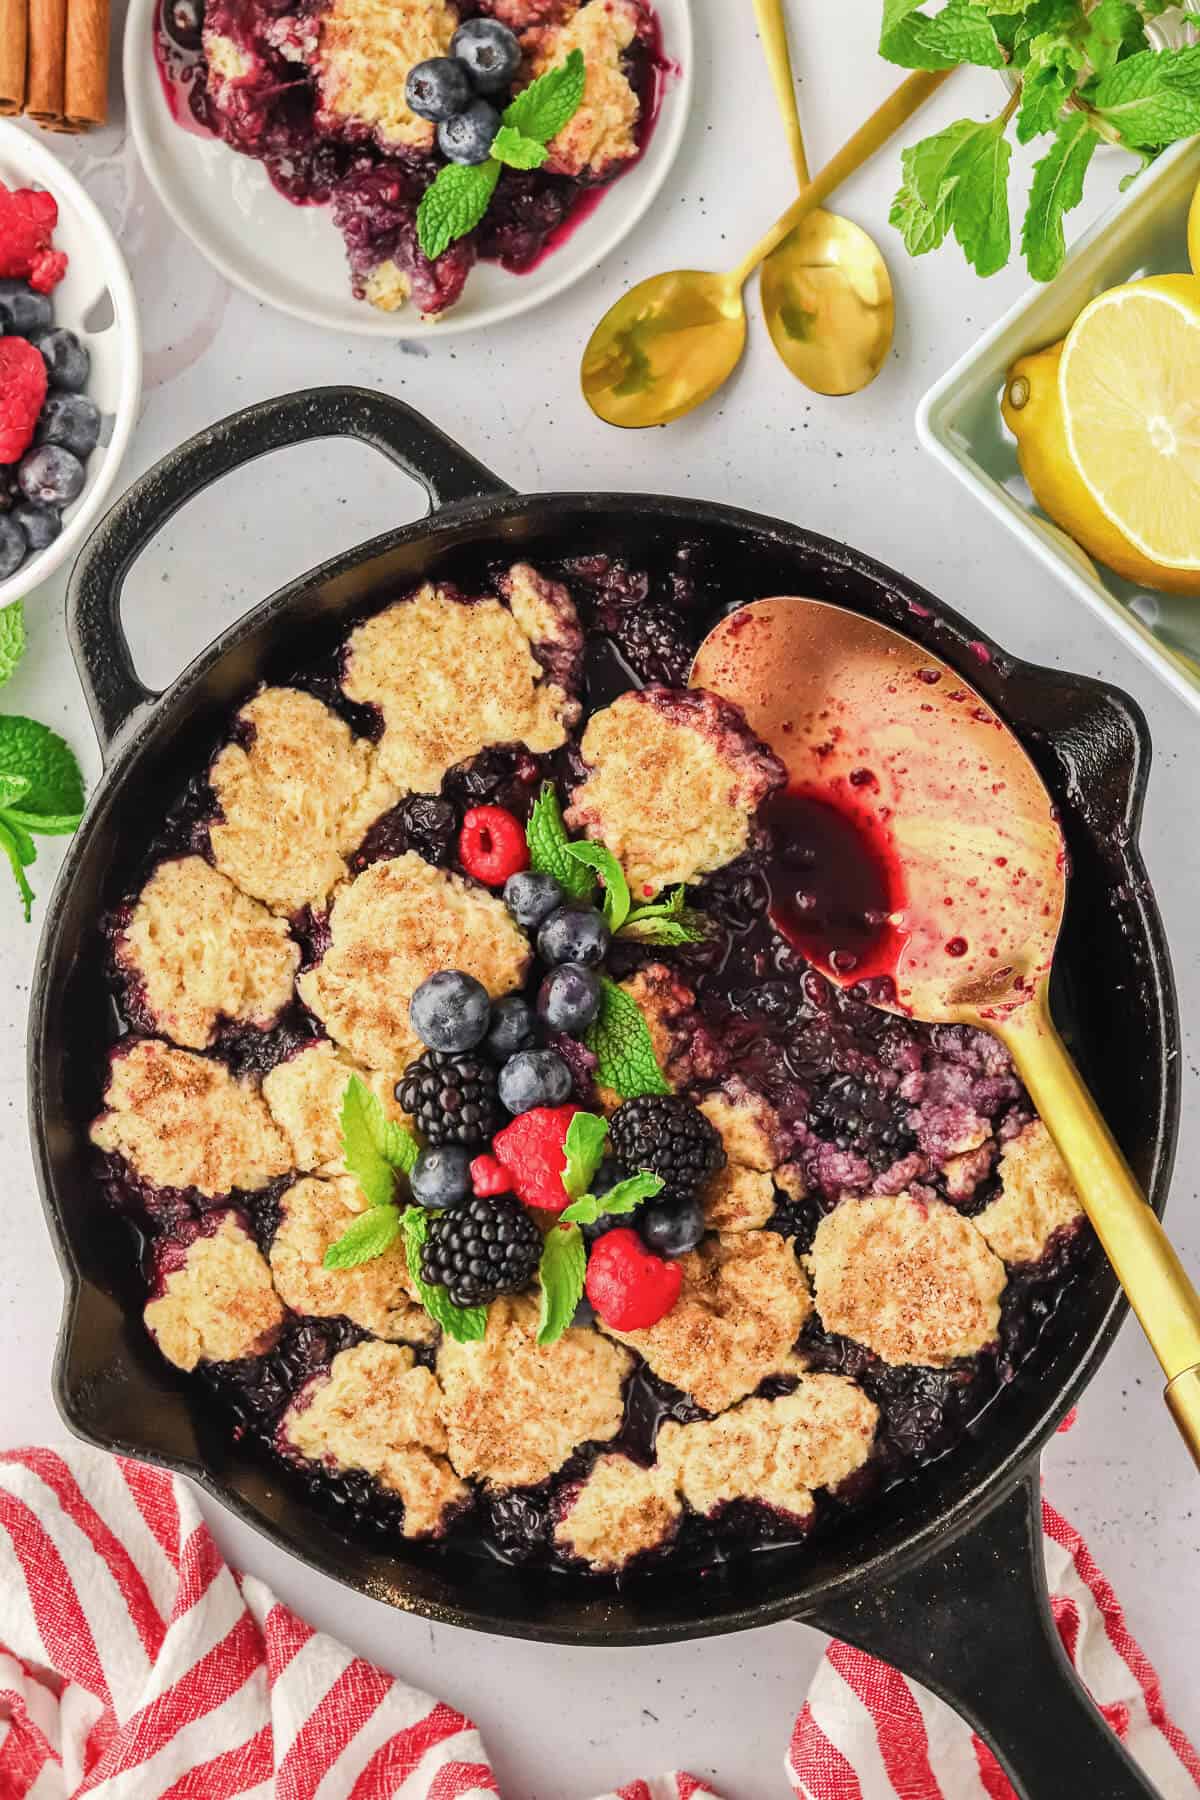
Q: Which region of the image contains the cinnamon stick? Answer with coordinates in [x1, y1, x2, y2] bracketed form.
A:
[0, 0, 26, 114]
[25, 0, 66, 125]
[64, 0, 108, 127]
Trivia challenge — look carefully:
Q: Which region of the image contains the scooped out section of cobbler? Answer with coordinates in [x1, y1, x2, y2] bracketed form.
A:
[158, 0, 666, 314]
[93, 544, 1091, 1576]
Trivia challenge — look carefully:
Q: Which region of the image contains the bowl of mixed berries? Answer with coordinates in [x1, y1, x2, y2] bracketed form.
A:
[0, 123, 140, 604]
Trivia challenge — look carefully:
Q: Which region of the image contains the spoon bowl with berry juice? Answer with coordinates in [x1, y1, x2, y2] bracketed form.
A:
[692, 595, 1200, 1470]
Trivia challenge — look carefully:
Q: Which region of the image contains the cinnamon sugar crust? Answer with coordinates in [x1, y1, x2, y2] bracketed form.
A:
[554, 1454, 682, 1571]
[263, 1041, 408, 1175]
[144, 1214, 285, 1371]
[314, 0, 457, 151]
[974, 1120, 1083, 1266]
[524, 0, 643, 181]
[269, 1175, 435, 1343]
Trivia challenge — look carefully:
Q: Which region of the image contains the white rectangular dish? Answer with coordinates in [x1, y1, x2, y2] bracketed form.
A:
[916, 136, 1200, 716]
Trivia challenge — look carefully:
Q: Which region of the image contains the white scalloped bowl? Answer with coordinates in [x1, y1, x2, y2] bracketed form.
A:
[0, 122, 141, 607]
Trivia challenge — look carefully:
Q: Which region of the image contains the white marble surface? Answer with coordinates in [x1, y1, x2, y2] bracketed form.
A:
[3, 5, 1200, 1796]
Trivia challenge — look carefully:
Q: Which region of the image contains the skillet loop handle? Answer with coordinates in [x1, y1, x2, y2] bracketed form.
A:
[803, 1473, 1162, 1800]
[66, 386, 512, 758]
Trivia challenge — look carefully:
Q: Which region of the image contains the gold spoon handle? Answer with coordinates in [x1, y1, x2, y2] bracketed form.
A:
[730, 68, 952, 286]
[997, 989, 1200, 1470]
[752, 0, 810, 185]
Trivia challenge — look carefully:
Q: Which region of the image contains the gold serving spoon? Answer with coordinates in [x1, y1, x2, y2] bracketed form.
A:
[753, 0, 895, 396]
[692, 597, 1200, 1470]
[581, 68, 948, 428]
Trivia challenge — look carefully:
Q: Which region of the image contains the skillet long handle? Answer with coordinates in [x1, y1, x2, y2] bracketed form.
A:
[997, 989, 1200, 1471]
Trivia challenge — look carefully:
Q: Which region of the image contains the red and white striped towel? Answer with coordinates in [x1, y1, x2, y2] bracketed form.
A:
[0, 1445, 1195, 1800]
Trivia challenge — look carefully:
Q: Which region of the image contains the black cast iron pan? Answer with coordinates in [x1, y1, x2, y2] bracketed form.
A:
[29, 387, 1180, 1800]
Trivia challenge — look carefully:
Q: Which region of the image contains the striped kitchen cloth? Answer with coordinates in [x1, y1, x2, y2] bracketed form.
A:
[0, 1445, 1195, 1800]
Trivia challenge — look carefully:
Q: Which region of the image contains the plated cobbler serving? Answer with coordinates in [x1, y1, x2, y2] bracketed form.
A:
[93, 549, 1090, 1578]
[156, 0, 666, 315]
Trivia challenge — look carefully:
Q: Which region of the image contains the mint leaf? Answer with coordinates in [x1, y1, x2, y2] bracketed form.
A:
[382, 1118, 419, 1174]
[617, 911, 711, 947]
[417, 160, 500, 262]
[1083, 0, 1144, 76]
[0, 774, 29, 809]
[0, 602, 24, 690]
[0, 717, 85, 816]
[1016, 34, 1083, 143]
[323, 1203, 401, 1269]
[585, 976, 671, 1100]
[880, 0, 1005, 70]
[536, 1221, 586, 1346]
[526, 782, 594, 899]
[504, 47, 586, 143]
[562, 1170, 663, 1226]
[563, 1111, 609, 1199]
[889, 174, 955, 255]
[1089, 44, 1200, 147]
[340, 1074, 397, 1210]
[1, 807, 80, 834]
[401, 1206, 489, 1341]
[948, 118, 1012, 276]
[491, 124, 549, 170]
[565, 840, 630, 930]
[0, 819, 34, 922]
[1022, 112, 1099, 279]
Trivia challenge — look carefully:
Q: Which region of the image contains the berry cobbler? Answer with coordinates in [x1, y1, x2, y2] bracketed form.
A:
[157, 0, 667, 315]
[93, 546, 1090, 1578]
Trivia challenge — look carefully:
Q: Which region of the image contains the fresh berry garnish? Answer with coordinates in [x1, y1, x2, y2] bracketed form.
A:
[537, 904, 611, 968]
[37, 393, 101, 459]
[492, 1102, 581, 1212]
[438, 98, 501, 165]
[397, 1048, 502, 1149]
[406, 56, 473, 122]
[459, 805, 529, 886]
[409, 969, 491, 1053]
[585, 1227, 683, 1331]
[498, 1047, 572, 1115]
[470, 1152, 511, 1197]
[609, 1095, 726, 1205]
[639, 1195, 706, 1258]
[450, 17, 522, 93]
[17, 444, 83, 507]
[0, 516, 25, 579]
[0, 186, 67, 293]
[579, 1160, 644, 1244]
[538, 961, 601, 1035]
[410, 1143, 473, 1209]
[420, 1192, 542, 1307]
[504, 869, 564, 930]
[0, 279, 52, 338]
[31, 328, 90, 393]
[485, 994, 536, 1060]
[0, 338, 47, 465]
[12, 503, 59, 553]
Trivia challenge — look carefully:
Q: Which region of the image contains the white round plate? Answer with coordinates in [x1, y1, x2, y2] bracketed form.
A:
[0, 122, 141, 607]
[124, 0, 693, 338]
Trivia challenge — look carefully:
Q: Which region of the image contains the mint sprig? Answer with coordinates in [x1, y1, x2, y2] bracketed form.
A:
[561, 1170, 662, 1227]
[536, 1221, 587, 1346]
[564, 840, 630, 930]
[0, 628, 87, 920]
[324, 1075, 420, 1264]
[562, 1110, 610, 1199]
[586, 976, 671, 1101]
[525, 782, 594, 899]
[0, 602, 24, 690]
[619, 885, 711, 948]
[417, 49, 585, 262]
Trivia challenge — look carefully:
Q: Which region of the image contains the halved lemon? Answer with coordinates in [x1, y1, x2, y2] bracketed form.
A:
[1057, 275, 1200, 574]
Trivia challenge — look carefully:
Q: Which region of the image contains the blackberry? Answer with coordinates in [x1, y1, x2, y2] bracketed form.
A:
[611, 602, 694, 687]
[609, 1095, 725, 1204]
[397, 1050, 502, 1148]
[420, 1193, 542, 1307]
[806, 1074, 915, 1171]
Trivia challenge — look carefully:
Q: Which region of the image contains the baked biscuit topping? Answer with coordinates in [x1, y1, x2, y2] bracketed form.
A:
[438, 1295, 633, 1487]
[526, 0, 643, 180]
[703, 1163, 775, 1234]
[342, 571, 582, 795]
[699, 1079, 783, 1173]
[269, 1175, 435, 1342]
[314, 0, 457, 151]
[91, 1040, 292, 1197]
[566, 687, 786, 893]
[263, 1041, 407, 1173]
[975, 1120, 1083, 1265]
[209, 687, 396, 915]
[554, 1454, 682, 1571]
[606, 1231, 812, 1413]
[144, 1214, 285, 1371]
[281, 1341, 467, 1537]
[807, 1194, 1007, 1367]
[657, 1375, 878, 1522]
[297, 852, 530, 1068]
[116, 856, 300, 1050]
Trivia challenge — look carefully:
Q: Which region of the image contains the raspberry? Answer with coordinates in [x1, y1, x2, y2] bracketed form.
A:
[492, 1103, 581, 1213]
[0, 187, 67, 293]
[0, 339, 47, 465]
[585, 1228, 682, 1331]
[470, 1153, 511, 1197]
[459, 805, 529, 886]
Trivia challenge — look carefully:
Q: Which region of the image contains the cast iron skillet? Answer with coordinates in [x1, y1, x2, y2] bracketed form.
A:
[30, 388, 1179, 1800]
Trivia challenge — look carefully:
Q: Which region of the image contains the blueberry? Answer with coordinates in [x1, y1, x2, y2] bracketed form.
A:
[640, 1196, 707, 1258]
[486, 994, 536, 1060]
[504, 870, 563, 931]
[410, 1144, 472, 1210]
[437, 97, 501, 166]
[36, 393, 101, 458]
[498, 1048, 572, 1114]
[0, 516, 26, 580]
[538, 904, 611, 968]
[571, 1293, 596, 1327]
[0, 281, 52, 338]
[163, 0, 204, 50]
[406, 56, 473, 122]
[409, 970, 491, 1053]
[451, 17, 522, 93]
[17, 445, 85, 508]
[538, 961, 601, 1035]
[31, 328, 90, 393]
[12, 503, 60, 553]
